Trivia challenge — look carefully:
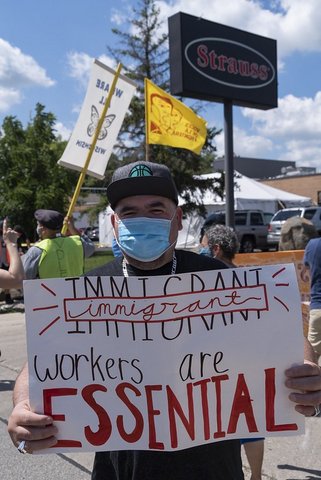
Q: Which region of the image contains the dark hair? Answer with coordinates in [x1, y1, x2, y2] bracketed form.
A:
[14, 225, 24, 234]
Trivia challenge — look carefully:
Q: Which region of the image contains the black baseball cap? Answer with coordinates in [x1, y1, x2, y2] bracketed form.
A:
[107, 161, 179, 210]
[34, 209, 64, 230]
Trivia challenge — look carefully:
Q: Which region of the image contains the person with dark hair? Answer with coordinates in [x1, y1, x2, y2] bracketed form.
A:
[21, 209, 95, 279]
[13, 225, 31, 254]
[7, 162, 321, 479]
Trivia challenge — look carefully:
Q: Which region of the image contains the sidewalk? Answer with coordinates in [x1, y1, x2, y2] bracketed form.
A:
[0, 311, 320, 479]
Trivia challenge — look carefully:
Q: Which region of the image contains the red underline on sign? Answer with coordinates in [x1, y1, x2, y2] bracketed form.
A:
[33, 305, 59, 311]
[39, 316, 61, 336]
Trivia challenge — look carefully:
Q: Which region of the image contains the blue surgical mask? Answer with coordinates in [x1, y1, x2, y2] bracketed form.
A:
[116, 216, 174, 262]
[199, 246, 211, 257]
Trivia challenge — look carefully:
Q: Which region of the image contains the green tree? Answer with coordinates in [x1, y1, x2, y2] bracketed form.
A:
[0, 103, 78, 239]
[104, 0, 224, 217]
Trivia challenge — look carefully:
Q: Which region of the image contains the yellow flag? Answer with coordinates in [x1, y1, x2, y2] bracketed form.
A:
[145, 78, 207, 154]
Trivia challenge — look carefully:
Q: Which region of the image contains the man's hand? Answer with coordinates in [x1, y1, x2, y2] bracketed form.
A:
[7, 400, 58, 453]
[3, 218, 19, 245]
[285, 361, 321, 416]
[63, 215, 80, 236]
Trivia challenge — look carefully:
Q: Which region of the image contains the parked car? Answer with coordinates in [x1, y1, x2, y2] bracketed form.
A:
[85, 225, 99, 242]
[267, 206, 321, 249]
[201, 209, 272, 253]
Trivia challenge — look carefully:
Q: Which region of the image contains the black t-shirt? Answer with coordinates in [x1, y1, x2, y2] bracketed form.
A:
[88, 250, 244, 480]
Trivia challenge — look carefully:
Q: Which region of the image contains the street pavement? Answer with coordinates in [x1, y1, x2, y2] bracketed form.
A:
[0, 309, 320, 480]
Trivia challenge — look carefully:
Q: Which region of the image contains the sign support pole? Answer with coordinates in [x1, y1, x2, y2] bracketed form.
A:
[224, 100, 235, 229]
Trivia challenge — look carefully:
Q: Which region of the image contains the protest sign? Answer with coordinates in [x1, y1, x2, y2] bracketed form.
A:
[235, 250, 310, 300]
[24, 264, 304, 454]
[58, 60, 137, 179]
[235, 250, 310, 336]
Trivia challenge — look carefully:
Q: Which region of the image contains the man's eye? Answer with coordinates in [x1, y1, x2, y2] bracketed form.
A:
[151, 210, 165, 215]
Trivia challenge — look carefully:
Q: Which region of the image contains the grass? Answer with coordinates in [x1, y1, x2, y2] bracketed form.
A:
[84, 248, 115, 273]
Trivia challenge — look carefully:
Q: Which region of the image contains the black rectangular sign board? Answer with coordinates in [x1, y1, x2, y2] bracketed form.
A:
[168, 12, 277, 110]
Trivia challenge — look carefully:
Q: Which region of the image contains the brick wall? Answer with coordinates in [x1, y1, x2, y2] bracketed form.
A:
[260, 174, 321, 205]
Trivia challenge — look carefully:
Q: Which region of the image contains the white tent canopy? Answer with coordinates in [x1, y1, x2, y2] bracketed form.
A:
[176, 171, 312, 250]
[99, 171, 312, 248]
[181, 171, 312, 213]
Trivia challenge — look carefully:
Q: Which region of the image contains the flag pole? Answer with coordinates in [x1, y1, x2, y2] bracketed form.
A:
[144, 78, 150, 162]
[62, 63, 123, 235]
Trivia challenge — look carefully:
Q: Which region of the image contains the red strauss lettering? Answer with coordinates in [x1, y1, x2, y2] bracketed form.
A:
[43, 368, 297, 450]
[196, 44, 269, 81]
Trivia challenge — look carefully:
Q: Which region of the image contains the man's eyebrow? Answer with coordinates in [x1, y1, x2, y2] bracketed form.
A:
[117, 201, 168, 214]
[116, 205, 138, 215]
[147, 200, 167, 208]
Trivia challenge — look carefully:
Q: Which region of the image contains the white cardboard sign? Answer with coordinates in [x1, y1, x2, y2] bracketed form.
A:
[24, 264, 304, 454]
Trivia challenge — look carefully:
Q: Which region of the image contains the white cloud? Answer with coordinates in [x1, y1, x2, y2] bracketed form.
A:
[54, 121, 72, 141]
[215, 126, 274, 158]
[280, 139, 321, 170]
[209, 90, 321, 171]
[0, 38, 55, 113]
[0, 86, 21, 112]
[66, 52, 115, 87]
[158, 0, 321, 58]
[243, 93, 321, 138]
[0, 39, 55, 88]
[111, 10, 127, 26]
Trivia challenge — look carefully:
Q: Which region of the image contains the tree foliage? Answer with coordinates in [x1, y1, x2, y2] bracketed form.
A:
[104, 0, 224, 217]
[0, 103, 78, 239]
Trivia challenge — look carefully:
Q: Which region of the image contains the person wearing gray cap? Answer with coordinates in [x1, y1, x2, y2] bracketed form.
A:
[21, 209, 95, 279]
[7, 162, 321, 479]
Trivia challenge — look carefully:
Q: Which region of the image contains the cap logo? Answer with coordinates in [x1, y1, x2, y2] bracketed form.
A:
[129, 164, 153, 178]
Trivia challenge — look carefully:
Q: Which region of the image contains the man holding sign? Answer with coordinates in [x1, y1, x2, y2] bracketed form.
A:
[8, 161, 321, 480]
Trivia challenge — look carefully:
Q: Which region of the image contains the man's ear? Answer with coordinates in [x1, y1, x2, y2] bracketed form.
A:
[212, 244, 221, 257]
[111, 213, 116, 229]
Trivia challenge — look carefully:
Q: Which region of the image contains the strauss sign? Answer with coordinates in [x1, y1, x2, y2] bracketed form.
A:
[169, 13, 277, 110]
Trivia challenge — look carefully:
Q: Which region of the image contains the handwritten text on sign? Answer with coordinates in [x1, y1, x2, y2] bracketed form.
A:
[23, 264, 304, 453]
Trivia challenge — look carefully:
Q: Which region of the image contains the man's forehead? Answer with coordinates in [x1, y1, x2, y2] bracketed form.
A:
[115, 195, 173, 211]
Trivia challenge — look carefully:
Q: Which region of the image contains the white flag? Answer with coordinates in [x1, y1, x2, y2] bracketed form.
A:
[58, 60, 137, 179]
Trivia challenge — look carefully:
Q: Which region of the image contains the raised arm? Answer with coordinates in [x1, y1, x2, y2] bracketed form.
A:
[0, 219, 25, 288]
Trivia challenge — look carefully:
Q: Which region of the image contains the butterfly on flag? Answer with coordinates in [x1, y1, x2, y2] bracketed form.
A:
[87, 105, 116, 140]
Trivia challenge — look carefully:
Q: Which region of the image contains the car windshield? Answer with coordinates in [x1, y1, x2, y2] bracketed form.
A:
[303, 209, 316, 220]
[272, 209, 302, 221]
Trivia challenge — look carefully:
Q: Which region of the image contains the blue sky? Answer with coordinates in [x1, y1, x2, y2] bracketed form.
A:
[1, 0, 321, 172]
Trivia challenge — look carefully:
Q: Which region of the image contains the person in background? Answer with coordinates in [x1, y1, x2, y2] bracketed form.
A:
[199, 228, 211, 256]
[7, 162, 321, 479]
[279, 216, 318, 351]
[13, 225, 31, 254]
[279, 217, 318, 251]
[206, 223, 240, 267]
[304, 236, 321, 364]
[0, 219, 24, 289]
[22, 209, 95, 279]
[205, 223, 264, 480]
[0, 219, 16, 304]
